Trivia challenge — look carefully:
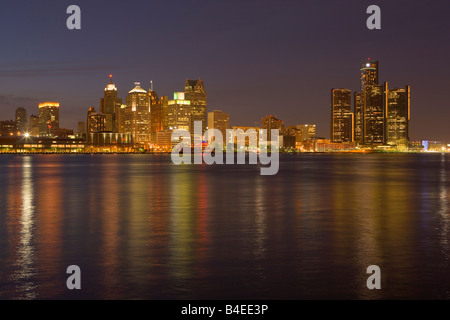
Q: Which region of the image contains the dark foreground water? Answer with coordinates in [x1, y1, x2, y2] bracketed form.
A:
[0, 154, 449, 300]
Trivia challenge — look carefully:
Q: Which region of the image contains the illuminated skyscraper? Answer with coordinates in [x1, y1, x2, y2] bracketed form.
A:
[354, 92, 363, 144]
[167, 92, 192, 132]
[15, 107, 27, 134]
[360, 60, 379, 90]
[386, 85, 410, 147]
[331, 89, 354, 143]
[161, 96, 169, 130]
[148, 81, 163, 143]
[356, 60, 381, 145]
[363, 83, 385, 145]
[38, 102, 60, 136]
[125, 82, 151, 143]
[184, 79, 207, 134]
[100, 75, 122, 132]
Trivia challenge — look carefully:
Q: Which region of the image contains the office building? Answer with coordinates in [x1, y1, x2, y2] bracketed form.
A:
[386, 85, 410, 147]
[124, 82, 151, 143]
[362, 83, 385, 145]
[87, 107, 107, 133]
[38, 102, 60, 137]
[149, 81, 163, 143]
[29, 115, 39, 137]
[208, 110, 229, 145]
[100, 75, 122, 132]
[15, 107, 27, 134]
[184, 79, 207, 134]
[296, 124, 316, 141]
[360, 60, 379, 90]
[167, 92, 192, 132]
[262, 115, 284, 141]
[331, 89, 354, 143]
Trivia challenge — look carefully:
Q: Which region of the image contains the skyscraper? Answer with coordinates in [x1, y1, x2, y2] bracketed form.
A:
[331, 89, 354, 143]
[100, 75, 122, 132]
[208, 110, 229, 145]
[15, 107, 27, 134]
[360, 60, 379, 90]
[125, 82, 151, 143]
[167, 92, 192, 132]
[354, 92, 363, 144]
[386, 85, 410, 147]
[355, 60, 379, 145]
[363, 83, 385, 145]
[184, 79, 207, 134]
[38, 102, 60, 136]
[148, 81, 163, 143]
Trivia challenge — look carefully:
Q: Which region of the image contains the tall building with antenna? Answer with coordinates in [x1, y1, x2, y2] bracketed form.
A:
[100, 75, 122, 132]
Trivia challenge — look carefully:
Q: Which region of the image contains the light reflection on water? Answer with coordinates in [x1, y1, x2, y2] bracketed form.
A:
[0, 154, 449, 299]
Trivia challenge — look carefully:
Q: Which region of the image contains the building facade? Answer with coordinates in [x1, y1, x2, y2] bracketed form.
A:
[38, 102, 60, 137]
[124, 82, 151, 143]
[331, 89, 354, 143]
[167, 92, 192, 132]
[15, 107, 27, 134]
[87, 107, 107, 133]
[386, 85, 410, 147]
[208, 110, 229, 145]
[100, 75, 122, 132]
[184, 79, 207, 134]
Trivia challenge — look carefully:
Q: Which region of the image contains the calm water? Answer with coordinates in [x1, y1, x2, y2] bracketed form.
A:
[0, 154, 449, 300]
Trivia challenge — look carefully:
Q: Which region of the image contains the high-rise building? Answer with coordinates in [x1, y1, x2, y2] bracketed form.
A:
[354, 92, 363, 144]
[115, 104, 127, 134]
[167, 92, 192, 132]
[124, 82, 151, 143]
[208, 110, 229, 145]
[262, 115, 284, 141]
[29, 115, 39, 137]
[148, 81, 163, 143]
[160, 96, 169, 130]
[87, 107, 107, 133]
[296, 124, 316, 141]
[184, 79, 207, 134]
[15, 107, 27, 134]
[360, 60, 379, 90]
[362, 83, 385, 145]
[331, 89, 354, 143]
[38, 102, 60, 136]
[100, 75, 122, 132]
[356, 60, 379, 145]
[386, 85, 410, 147]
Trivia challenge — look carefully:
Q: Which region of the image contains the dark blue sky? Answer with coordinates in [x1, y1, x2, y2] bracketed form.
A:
[1, 0, 449, 140]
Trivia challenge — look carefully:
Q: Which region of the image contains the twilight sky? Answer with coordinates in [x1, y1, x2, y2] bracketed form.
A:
[0, 0, 449, 141]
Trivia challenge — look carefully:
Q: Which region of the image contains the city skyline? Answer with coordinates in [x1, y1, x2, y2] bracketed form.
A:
[1, 1, 450, 141]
